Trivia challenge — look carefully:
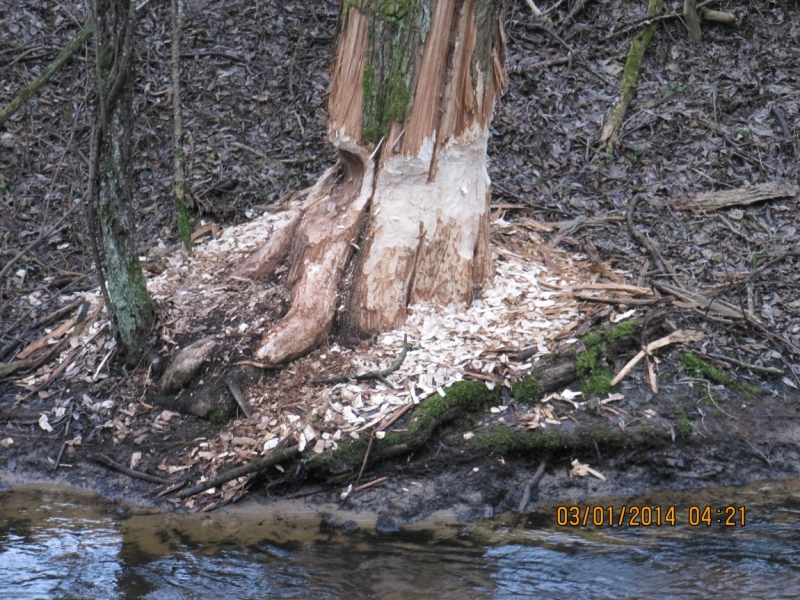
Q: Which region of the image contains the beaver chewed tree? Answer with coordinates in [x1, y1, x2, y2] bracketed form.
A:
[239, 0, 509, 364]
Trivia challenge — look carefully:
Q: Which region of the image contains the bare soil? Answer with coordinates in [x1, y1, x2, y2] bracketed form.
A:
[2, 0, 799, 524]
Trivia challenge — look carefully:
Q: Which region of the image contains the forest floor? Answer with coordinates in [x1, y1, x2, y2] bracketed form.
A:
[1, 0, 799, 525]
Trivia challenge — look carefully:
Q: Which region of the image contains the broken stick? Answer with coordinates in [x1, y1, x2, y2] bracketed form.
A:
[610, 329, 705, 386]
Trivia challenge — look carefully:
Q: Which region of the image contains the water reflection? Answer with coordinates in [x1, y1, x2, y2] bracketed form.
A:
[1, 483, 800, 599]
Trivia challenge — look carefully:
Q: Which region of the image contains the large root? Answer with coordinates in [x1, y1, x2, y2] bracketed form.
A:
[248, 137, 374, 364]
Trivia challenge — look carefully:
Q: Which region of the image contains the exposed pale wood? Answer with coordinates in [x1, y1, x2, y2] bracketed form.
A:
[674, 182, 796, 212]
[255, 141, 373, 363]
[610, 329, 705, 386]
[234, 211, 301, 279]
[701, 8, 736, 24]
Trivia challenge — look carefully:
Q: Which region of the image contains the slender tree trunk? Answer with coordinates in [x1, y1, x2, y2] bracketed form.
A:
[171, 0, 191, 252]
[91, 0, 154, 365]
[244, 0, 508, 364]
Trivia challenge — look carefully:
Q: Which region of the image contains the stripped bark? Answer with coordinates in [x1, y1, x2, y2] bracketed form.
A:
[243, 0, 508, 364]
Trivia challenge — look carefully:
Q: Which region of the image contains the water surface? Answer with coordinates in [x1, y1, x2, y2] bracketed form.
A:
[1, 480, 799, 599]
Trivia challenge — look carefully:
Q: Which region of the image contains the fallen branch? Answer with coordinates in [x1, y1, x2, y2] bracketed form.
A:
[701, 8, 736, 25]
[573, 293, 668, 306]
[610, 329, 705, 386]
[0, 202, 83, 284]
[707, 353, 783, 376]
[178, 444, 299, 499]
[674, 182, 796, 212]
[353, 476, 388, 493]
[652, 281, 755, 320]
[563, 283, 654, 296]
[0, 18, 93, 126]
[0, 338, 69, 380]
[600, 0, 663, 151]
[311, 335, 411, 388]
[94, 454, 171, 485]
[611, 0, 721, 38]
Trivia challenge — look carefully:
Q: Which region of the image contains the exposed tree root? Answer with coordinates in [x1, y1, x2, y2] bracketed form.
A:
[311, 334, 411, 388]
[246, 138, 374, 364]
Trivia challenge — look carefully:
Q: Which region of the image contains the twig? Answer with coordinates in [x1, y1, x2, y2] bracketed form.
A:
[611, 330, 705, 386]
[233, 360, 284, 370]
[155, 480, 188, 498]
[706, 353, 783, 376]
[232, 141, 270, 161]
[735, 428, 771, 465]
[0, 298, 85, 361]
[529, 24, 614, 87]
[354, 476, 388, 493]
[563, 282, 654, 295]
[626, 196, 679, 284]
[94, 454, 171, 484]
[573, 293, 669, 306]
[311, 335, 412, 387]
[518, 457, 547, 513]
[355, 428, 375, 487]
[178, 444, 299, 499]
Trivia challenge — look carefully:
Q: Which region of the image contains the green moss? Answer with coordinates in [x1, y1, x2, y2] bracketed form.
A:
[581, 367, 614, 397]
[304, 381, 500, 472]
[681, 352, 733, 386]
[675, 417, 697, 438]
[572, 318, 648, 396]
[511, 376, 543, 404]
[355, 0, 415, 144]
[575, 345, 603, 378]
[605, 319, 641, 343]
[576, 423, 628, 447]
[468, 426, 565, 454]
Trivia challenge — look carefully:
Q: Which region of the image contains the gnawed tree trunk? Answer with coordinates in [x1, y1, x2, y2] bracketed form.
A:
[242, 0, 508, 364]
[91, 0, 154, 365]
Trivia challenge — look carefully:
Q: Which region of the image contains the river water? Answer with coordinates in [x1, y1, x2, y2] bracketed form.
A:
[1, 480, 799, 599]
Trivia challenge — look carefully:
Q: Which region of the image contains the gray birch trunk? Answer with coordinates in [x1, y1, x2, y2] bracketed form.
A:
[92, 0, 154, 365]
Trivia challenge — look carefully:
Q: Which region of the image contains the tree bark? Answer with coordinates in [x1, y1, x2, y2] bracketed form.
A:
[171, 0, 191, 252]
[91, 0, 154, 365]
[683, 0, 702, 41]
[246, 0, 508, 364]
